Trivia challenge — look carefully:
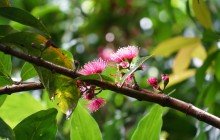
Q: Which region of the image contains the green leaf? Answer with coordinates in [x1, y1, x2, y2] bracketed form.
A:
[195, 51, 219, 90]
[76, 74, 114, 82]
[13, 108, 58, 140]
[120, 55, 151, 87]
[131, 105, 163, 140]
[0, 51, 12, 76]
[0, 117, 15, 140]
[1, 32, 80, 116]
[0, 93, 44, 128]
[152, 36, 201, 57]
[0, 0, 11, 7]
[0, 7, 50, 37]
[0, 76, 13, 86]
[0, 25, 17, 36]
[192, 0, 212, 29]
[214, 53, 220, 82]
[70, 103, 102, 140]
[0, 76, 13, 108]
[0, 95, 7, 107]
[21, 62, 37, 81]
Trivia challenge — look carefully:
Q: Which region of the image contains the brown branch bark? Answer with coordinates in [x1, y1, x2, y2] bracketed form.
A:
[0, 44, 220, 129]
[0, 82, 43, 95]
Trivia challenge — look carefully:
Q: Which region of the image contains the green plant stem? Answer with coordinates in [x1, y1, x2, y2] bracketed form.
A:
[0, 44, 220, 129]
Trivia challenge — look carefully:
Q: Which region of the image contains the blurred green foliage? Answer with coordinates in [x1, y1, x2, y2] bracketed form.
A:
[1, 0, 220, 139]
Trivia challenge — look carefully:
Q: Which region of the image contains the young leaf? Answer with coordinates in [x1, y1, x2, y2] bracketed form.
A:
[192, 0, 212, 29]
[0, 117, 15, 140]
[152, 36, 201, 57]
[0, 51, 12, 76]
[0, 7, 50, 37]
[120, 55, 151, 87]
[21, 62, 37, 81]
[13, 108, 58, 140]
[70, 103, 102, 140]
[131, 105, 163, 140]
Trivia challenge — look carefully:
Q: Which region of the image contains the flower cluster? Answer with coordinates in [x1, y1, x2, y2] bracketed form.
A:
[78, 45, 170, 112]
[147, 74, 169, 92]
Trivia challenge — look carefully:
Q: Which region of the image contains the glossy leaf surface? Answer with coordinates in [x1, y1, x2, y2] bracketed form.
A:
[71, 103, 102, 140]
[131, 105, 163, 140]
[0, 7, 49, 37]
[13, 108, 58, 140]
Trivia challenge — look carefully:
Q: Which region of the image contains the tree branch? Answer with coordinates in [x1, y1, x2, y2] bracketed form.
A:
[0, 82, 43, 95]
[0, 44, 220, 129]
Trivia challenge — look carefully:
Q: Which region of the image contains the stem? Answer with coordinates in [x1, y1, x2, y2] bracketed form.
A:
[0, 44, 220, 129]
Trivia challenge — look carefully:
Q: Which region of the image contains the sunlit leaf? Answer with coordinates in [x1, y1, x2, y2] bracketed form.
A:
[196, 51, 219, 90]
[0, 76, 13, 86]
[0, 0, 11, 7]
[1, 32, 80, 116]
[152, 36, 201, 57]
[70, 103, 102, 140]
[173, 46, 194, 73]
[13, 108, 58, 140]
[0, 51, 12, 76]
[191, 44, 207, 61]
[120, 55, 152, 87]
[0, 118, 15, 140]
[164, 69, 196, 88]
[192, 0, 212, 29]
[131, 105, 163, 140]
[0, 25, 17, 36]
[0, 7, 50, 37]
[21, 62, 37, 81]
[0, 93, 44, 128]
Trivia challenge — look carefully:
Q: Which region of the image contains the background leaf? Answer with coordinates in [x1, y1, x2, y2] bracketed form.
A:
[0, 7, 49, 37]
[131, 105, 163, 140]
[152, 36, 201, 57]
[21, 62, 37, 81]
[195, 51, 219, 90]
[0, 93, 44, 128]
[192, 0, 212, 29]
[13, 108, 58, 140]
[70, 103, 102, 140]
[0, 0, 11, 7]
[0, 117, 15, 140]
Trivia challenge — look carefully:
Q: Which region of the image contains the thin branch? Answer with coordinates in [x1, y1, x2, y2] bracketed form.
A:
[0, 44, 220, 129]
[0, 82, 44, 95]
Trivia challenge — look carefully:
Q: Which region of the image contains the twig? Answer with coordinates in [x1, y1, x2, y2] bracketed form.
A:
[0, 82, 43, 95]
[0, 44, 220, 129]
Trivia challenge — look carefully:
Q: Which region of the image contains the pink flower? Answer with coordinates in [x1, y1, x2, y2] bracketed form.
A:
[161, 74, 169, 81]
[147, 77, 159, 89]
[87, 98, 106, 112]
[98, 47, 114, 61]
[119, 61, 129, 68]
[79, 58, 107, 75]
[161, 74, 169, 89]
[111, 46, 139, 62]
